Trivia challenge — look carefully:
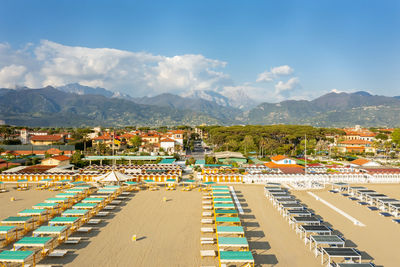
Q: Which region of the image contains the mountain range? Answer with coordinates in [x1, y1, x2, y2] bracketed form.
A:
[0, 84, 400, 127]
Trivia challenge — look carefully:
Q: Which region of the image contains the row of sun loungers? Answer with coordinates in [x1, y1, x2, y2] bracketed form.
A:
[0, 183, 130, 266]
[200, 186, 254, 267]
[265, 184, 375, 266]
[333, 185, 400, 221]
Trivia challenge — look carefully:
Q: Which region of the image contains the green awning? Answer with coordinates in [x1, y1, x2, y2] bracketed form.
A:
[0, 250, 34, 261]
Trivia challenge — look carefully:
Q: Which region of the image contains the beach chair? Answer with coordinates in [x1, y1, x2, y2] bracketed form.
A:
[48, 249, 68, 257]
[201, 238, 215, 245]
[368, 206, 379, 211]
[96, 211, 110, 217]
[77, 227, 93, 233]
[65, 237, 82, 244]
[201, 219, 214, 224]
[202, 212, 213, 217]
[380, 212, 392, 217]
[200, 250, 216, 258]
[201, 227, 214, 234]
[88, 219, 102, 225]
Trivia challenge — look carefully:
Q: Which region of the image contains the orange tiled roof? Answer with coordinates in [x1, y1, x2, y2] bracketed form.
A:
[160, 138, 175, 143]
[264, 162, 304, 169]
[50, 155, 70, 161]
[350, 158, 370, 166]
[339, 140, 372, 145]
[30, 135, 63, 141]
[270, 155, 287, 162]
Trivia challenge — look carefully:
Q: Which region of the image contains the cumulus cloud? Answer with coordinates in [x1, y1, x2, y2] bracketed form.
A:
[0, 65, 27, 88]
[256, 65, 294, 83]
[275, 77, 300, 93]
[0, 41, 310, 103]
[0, 40, 232, 96]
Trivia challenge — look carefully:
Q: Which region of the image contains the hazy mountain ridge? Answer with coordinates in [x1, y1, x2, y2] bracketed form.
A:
[1, 86, 400, 127]
[132, 93, 241, 123]
[0, 87, 222, 127]
[245, 91, 400, 127]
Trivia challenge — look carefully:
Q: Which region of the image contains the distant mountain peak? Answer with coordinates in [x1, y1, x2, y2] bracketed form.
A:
[182, 89, 257, 110]
[353, 91, 372, 96]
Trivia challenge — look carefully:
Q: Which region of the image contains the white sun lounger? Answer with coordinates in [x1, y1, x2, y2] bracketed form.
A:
[201, 219, 214, 224]
[110, 200, 121, 205]
[65, 237, 81, 244]
[104, 205, 116, 210]
[201, 237, 215, 241]
[201, 240, 215, 245]
[203, 205, 212, 210]
[116, 196, 128, 200]
[88, 219, 102, 225]
[201, 227, 214, 233]
[48, 249, 68, 257]
[203, 200, 212, 204]
[121, 192, 131, 196]
[77, 227, 92, 233]
[203, 196, 211, 200]
[202, 212, 212, 217]
[200, 250, 216, 258]
[96, 211, 110, 217]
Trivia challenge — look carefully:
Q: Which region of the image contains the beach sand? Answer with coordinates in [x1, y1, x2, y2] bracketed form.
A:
[290, 184, 400, 267]
[0, 184, 55, 219]
[41, 188, 203, 267]
[3, 183, 400, 266]
[236, 185, 320, 267]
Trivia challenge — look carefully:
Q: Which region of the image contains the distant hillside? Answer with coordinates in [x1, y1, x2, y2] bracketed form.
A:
[244, 91, 400, 127]
[0, 87, 222, 127]
[1, 86, 400, 127]
[132, 93, 241, 123]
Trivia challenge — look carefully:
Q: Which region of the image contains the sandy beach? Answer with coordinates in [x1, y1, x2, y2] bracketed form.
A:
[2, 183, 400, 266]
[290, 184, 400, 267]
[0, 183, 55, 220]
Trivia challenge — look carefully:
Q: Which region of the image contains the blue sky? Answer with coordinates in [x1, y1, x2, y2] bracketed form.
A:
[0, 0, 399, 102]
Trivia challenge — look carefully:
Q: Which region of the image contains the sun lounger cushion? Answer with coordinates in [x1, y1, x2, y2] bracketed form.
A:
[77, 227, 92, 233]
[368, 206, 379, 211]
[380, 212, 392, 217]
[202, 212, 212, 217]
[48, 250, 68, 257]
[88, 219, 101, 225]
[96, 212, 110, 217]
[201, 227, 214, 233]
[201, 219, 213, 224]
[201, 240, 215, 245]
[65, 237, 81, 244]
[200, 250, 216, 257]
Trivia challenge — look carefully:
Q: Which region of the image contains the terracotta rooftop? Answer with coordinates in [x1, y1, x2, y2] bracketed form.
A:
[30, 135, 63, 141]
[270, 155, 288, 162]
[350, 158, 370, 166]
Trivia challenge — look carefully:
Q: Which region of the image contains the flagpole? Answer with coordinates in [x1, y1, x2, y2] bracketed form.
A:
[304, 134, 307, 176]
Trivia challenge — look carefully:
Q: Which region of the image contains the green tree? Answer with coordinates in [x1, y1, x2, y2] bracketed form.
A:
[130, 136, 142, 149]
[241, 135, 256, 154]
[392, 129, 400, 146]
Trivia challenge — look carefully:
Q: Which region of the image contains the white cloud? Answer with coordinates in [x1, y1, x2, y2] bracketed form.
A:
[0, 40, 232, 97]
[0, 64, 27, 88]
[256, 65, 294, 83]
[275, 77, 300, 93]
[0, 41, 311, 103]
